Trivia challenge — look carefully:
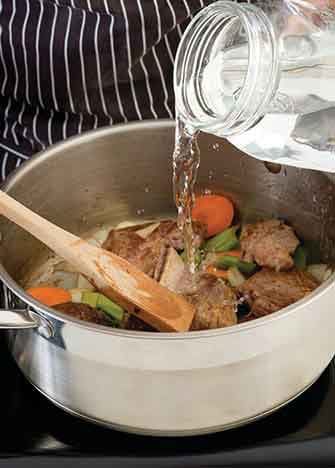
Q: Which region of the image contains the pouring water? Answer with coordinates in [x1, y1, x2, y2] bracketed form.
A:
[173, 0, 335, 270]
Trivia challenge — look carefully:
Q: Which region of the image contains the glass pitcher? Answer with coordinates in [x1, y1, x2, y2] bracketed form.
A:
[174, 0, 335, 172]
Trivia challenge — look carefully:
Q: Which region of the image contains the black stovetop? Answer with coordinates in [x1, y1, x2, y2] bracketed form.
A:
[1, 335, 335, 468]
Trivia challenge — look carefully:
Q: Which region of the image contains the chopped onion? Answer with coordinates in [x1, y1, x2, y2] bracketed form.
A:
[324, 269, 333, 282]
[87, 238, 100, 247]
[46, 271, 78, 290]
[136, 223, 160, 239]
[307, 264, 333, 283]
[115, 219, 161, 232]
[227, 267, 245, 287]
[89, 228, 110, 245]
[115, 221, 137, 229]
[77, 274, 95, 290]
[54, 260, 78, 273]
[69, 288, 85, 303]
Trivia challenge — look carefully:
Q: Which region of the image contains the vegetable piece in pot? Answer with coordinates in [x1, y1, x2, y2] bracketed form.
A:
[205, 265, 245, 287]
[205, 265, 230, 279]
[77, 274, 95, 291]
[215, 256, 256, 274]
[160, 247, 186, 291]
[136, 223, 161, 239]
[192, 195, 234, 237]
[204, 226, 239, 253]
[27, 287, 71, 307]
[222, 250, 241, 257]
[227, 267, 245, 287]
[294, 245, 307, 271]
[307, 264, 333, 283]
[70, 289, 124, 323]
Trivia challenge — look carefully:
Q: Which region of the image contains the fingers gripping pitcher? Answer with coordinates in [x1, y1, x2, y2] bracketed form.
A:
[174, 0, 335, 172]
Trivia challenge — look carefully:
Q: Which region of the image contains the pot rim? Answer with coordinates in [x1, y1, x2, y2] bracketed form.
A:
[1, 119, 334, 340]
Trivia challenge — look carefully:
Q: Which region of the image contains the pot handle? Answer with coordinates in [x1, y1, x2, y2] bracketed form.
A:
[0, 308, 39, 329]
[0, 308, 53, 334]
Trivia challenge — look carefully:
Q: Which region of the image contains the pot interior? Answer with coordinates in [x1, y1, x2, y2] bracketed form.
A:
[0, 121, 335, 292]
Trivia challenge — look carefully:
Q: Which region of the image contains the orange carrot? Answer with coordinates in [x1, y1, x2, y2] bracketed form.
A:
[206, 265, 229, 279]
[27, 287, 71, 307]
[217, 250, 241, 258]
[192, 195, 234, 238]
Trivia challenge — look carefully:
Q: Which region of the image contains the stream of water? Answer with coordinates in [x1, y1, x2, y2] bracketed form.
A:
[172, 118, 201, 273]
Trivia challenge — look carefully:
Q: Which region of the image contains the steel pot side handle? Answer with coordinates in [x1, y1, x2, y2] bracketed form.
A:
[0, 308, 54, 337]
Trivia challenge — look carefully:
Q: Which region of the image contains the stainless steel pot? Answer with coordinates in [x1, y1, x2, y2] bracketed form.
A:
[1, 120, 335, 437]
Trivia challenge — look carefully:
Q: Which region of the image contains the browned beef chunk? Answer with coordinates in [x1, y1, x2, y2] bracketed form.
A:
[102, 227, 167, 278]
[147, 220, 206, 251]
[103, 221, 232, 332]
[139, 237, 169, 280]
[238, 268, 319, 317]
[102, 229, 144, 261]
[156, 246, 237, 331]
[102, 220, 206, 281]
[240, 219, 300, 271]
[122, 278, 237, 332]
[54, 302, 111, 325]
[181, 275, 237, 331]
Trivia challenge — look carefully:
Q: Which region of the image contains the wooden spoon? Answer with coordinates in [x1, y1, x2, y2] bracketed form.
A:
[0, 191, 195, 332]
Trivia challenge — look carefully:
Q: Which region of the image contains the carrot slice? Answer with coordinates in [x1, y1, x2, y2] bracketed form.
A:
[192, 195, 234, 238]
[27, 287, 71, 307]
[217, 250, 241, 258]
[206, 265, 229, 279]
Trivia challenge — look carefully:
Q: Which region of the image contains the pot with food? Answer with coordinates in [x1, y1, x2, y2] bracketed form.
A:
[23, 217, 328, 332]
[0, 120, 334, 435]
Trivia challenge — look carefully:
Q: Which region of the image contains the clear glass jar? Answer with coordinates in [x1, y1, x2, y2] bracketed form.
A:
[174, 0, 335, 172]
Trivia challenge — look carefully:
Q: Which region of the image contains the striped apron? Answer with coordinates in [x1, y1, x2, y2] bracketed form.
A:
[0, 0, 216, 181]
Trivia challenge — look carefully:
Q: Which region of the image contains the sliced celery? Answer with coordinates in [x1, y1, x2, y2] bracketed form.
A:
[82, 291, 99, 308]
[69, 289, 124, 323]
[215, 256, 256, 274]
[96, 294, 124, 322]
[227, 267, 245, 287]
[81, 291, 124, 322]
[294, 245, 307, 271]
[204, 227, 239, 253]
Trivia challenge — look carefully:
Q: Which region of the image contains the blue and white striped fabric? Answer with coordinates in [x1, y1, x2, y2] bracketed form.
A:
[0, 0, 244, 181]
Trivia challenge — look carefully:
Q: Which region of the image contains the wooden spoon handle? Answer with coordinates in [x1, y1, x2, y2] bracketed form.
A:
[0, 191, 79, 258]
[0, 191, 195, 332]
